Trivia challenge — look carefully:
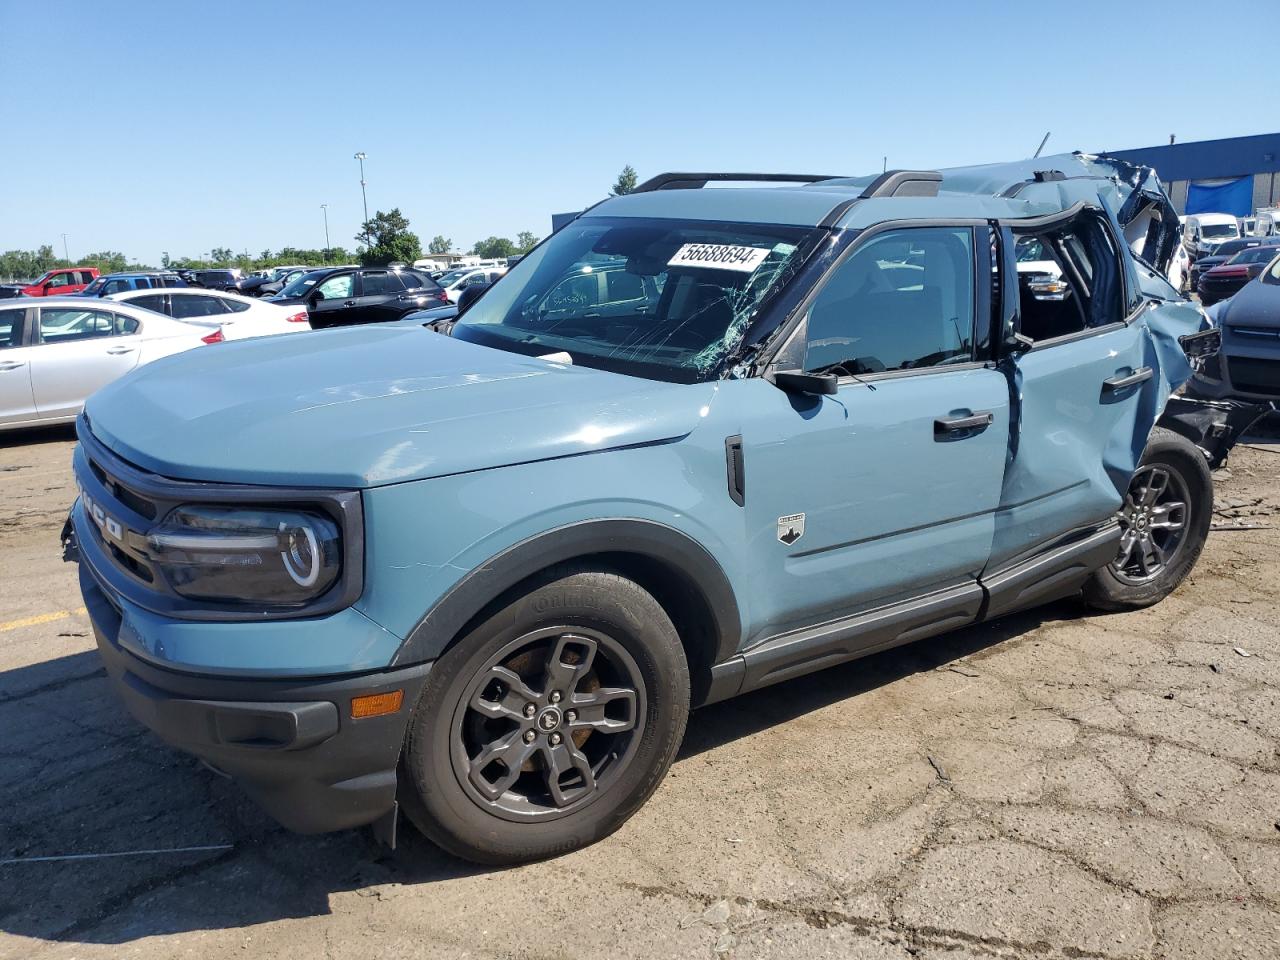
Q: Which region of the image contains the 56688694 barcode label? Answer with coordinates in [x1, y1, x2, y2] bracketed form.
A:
[667, 243, 770, 273]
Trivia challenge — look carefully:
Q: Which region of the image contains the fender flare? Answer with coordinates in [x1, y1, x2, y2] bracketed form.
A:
[389, 519, 742, 668]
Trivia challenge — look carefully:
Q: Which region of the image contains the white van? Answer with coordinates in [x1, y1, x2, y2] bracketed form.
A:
[1183, 213, 1240, 260]
[1255, 209, 1280, 238]
[413, 258, 447, 273]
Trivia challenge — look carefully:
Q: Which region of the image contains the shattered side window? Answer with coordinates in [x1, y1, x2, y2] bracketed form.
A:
[452, 216, 814, 383]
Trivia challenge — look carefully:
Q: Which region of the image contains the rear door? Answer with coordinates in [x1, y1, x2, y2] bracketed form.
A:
[0, 305, 36, 425]
[743, 223, 1008, 642]
[350, 270, 403, 323]
[29, 306, 142, 419]
[991, 208, 1153, 570]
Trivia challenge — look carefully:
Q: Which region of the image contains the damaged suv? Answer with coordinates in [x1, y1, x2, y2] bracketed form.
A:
[70, 154, 1224, 865]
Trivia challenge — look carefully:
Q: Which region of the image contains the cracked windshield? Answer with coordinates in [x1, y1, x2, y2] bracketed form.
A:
[452, 216, 810, 382]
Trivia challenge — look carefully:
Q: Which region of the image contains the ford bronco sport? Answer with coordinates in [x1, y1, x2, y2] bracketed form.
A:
[70, 154, 1223, 864]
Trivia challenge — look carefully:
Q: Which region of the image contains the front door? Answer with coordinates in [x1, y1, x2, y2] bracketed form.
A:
[742, 224, 1008, 643]
[307, 272, 357, 328]
[992, 211, 1156, 569]
[0, 305, 35, 425]
[29, 306, 141, 419]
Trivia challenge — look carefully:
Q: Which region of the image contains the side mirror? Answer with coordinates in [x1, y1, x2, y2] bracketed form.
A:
[309, 290, 325, 304]
[772, 370, 839, 396]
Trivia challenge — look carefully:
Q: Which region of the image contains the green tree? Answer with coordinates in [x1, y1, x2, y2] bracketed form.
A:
[428, 235, 453, 255]
[515, 231, 540, 253]
[357, 208, 423, 266]
[79, 251, 133, 274]
[610, 164, 638, 196]
[471, 236, 516, 259]
[210, 247, 234, 265]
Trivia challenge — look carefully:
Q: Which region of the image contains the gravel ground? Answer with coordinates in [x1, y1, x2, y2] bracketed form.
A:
[1, 423, 1278, 960]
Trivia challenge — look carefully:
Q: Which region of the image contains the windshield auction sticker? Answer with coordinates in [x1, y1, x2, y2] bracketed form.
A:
[668, 243, 770, 273]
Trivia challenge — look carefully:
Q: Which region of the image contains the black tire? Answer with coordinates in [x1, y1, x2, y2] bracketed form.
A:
[1082, 427, 1212, 611]
[401, 565, 689, 865]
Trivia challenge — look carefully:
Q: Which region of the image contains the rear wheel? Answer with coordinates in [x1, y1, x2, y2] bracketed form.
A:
[1082, 427, 1212, 611]
[401, 566, 689, 864]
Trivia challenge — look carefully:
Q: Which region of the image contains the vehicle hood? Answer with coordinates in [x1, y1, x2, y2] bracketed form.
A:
[84, 325, 716, 488]
[1215, 279, 1280, 328]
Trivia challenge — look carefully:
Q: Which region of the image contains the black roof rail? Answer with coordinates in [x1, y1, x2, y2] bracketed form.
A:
[632, 172, 843, 193]
[857, 170, 943, 199]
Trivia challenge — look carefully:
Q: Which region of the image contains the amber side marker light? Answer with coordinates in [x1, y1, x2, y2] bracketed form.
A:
[351, 690, 404, 719]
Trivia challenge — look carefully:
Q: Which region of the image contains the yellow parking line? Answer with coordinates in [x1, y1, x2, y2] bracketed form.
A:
[0, 608, 87, 633]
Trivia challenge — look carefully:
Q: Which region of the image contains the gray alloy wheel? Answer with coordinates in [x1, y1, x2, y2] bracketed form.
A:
[401, 565, 690, 865]
[450, 626, 646, 822]
[1110, 463, 1192, 585]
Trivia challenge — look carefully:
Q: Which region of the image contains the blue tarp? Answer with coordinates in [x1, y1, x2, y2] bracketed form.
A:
[1186, 177, 1253, 216]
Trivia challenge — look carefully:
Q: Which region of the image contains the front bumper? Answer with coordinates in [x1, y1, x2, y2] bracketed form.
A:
[80, 564, 431, 834]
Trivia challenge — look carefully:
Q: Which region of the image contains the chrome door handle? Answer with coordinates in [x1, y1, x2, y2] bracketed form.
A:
[1101, 366, 1153, 393]
[343, 300, 357, 307]
[106, 346, 136, 355]
[0, 360, 24, 371]
[934, 411, 993, 440]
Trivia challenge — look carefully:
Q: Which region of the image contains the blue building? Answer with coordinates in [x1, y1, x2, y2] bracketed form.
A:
[1102, 132, 1280, 218]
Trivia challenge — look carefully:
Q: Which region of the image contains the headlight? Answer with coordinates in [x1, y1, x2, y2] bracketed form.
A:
[145, 506, 341, 604]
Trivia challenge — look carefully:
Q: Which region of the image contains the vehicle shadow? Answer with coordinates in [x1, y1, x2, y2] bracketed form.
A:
[0, 423, 76, 450]
[0, 601, 1066, 945]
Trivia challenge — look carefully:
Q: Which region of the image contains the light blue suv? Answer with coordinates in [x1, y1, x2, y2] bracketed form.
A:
[70, 154, 1218, 864]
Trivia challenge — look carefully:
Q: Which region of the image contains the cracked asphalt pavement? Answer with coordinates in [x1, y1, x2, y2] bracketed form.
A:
[2, 424, 1279, 960]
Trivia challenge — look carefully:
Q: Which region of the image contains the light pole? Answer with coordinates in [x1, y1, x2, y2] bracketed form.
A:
[60, 233, 70, 262]
[320, 204, 331, 262]
[353, 152, 370, 249]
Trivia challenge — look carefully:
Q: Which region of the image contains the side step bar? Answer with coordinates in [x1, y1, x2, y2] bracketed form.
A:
[701, 522, 1120, 705]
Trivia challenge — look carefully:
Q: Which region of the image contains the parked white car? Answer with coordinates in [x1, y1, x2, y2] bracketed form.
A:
[108, 288, 311, 340]
[0, 297, 213, 430]
[436, 267, 506, 303]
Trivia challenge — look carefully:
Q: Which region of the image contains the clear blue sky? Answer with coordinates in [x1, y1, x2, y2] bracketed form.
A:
[1, 0, 1271, 264]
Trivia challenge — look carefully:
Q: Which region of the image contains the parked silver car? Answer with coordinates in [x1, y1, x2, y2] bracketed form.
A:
[0, 297, 213, 431]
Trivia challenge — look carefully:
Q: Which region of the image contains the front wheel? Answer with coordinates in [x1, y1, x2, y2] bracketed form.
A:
[1082, 427, 1213, 611]
[401, 565, 689, 864]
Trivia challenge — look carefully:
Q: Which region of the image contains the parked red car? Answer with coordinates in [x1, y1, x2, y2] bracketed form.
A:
[1197, 247, 1280, 307]
[17, 267, 100, 296]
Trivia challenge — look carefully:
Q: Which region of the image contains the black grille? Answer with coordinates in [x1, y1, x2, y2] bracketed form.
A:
[88, 456, 158, 520]
[1228, 357, 1280, 396]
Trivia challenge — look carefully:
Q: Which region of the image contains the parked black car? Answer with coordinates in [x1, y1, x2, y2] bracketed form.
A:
[1197, 246, 1280, 306]
[268, 266, 448, 328]
[1187, 237, 1280, 291]
[238, 267, 316, 299]
[189, 269, 241, 291]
